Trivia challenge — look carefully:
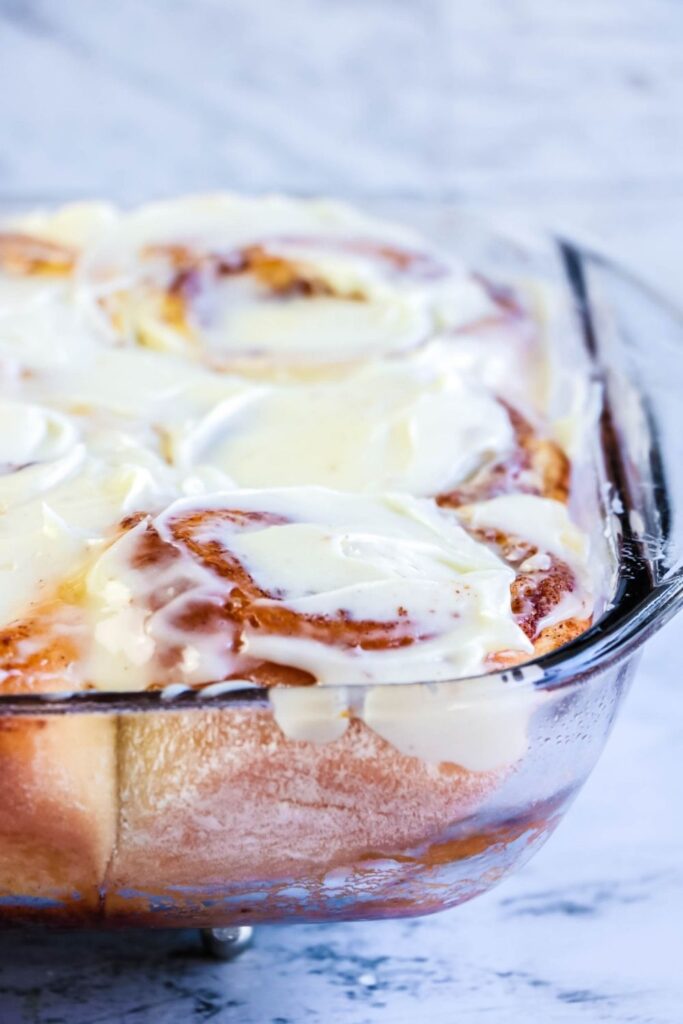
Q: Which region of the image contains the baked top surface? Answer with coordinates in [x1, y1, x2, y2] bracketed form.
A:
[0, 195, 595, 704]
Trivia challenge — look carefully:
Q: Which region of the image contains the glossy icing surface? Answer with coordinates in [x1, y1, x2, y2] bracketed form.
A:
[0, 197, 594, 746]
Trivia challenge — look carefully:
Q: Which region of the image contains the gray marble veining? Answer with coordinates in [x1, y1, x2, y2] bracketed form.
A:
[0, 2, 681, 1021]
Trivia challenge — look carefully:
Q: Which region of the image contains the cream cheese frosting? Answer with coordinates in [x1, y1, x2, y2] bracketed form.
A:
[178, 356, 516, 493]
[81, 488, 534, 693]
[0, 194, 596, 768]
[76, 195, 512, 369]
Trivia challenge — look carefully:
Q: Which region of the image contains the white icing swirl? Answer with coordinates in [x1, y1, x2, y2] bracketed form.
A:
[78, 194, 495, 366]
[82, 488, 533, 693]
[0, 400, 84, 510]
[0, 399, 78, 469]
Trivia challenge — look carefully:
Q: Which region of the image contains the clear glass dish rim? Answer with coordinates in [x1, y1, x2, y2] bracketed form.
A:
[0, 196, 681, 715]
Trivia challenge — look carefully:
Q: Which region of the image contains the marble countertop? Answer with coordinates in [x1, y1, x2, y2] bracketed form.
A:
[0, 1, 681, 1021]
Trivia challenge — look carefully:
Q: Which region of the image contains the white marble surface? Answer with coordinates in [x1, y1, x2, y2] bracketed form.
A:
[0, 1, 682, 1022]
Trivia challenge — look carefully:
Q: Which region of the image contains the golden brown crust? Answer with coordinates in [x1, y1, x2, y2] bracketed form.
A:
[524, 436, 571, 504]
[0, 232, 76, 275]
[531, 616, 592, 657]
[0, 606, 116, 915]
[438, 402, 570, 507]
[486, 616, 591, 669]
[0, 606, 81, 694]
[0, 712, 116, 914]
[109, 711, 498, 895]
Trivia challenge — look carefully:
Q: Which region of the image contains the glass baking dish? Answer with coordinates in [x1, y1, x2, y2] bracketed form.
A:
[0, 199, 681, 934]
